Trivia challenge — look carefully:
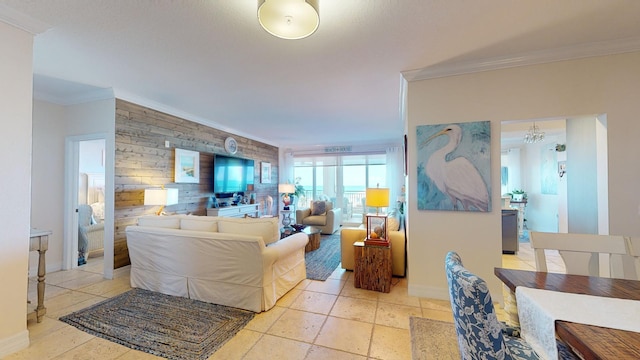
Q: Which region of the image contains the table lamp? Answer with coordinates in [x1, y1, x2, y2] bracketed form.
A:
[144, 187, 179, 215]
[278, 183, 296, 210]
[365, 186, 390, 246]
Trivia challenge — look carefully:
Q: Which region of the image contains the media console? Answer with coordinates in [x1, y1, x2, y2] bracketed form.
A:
[206, 204, 259, 218]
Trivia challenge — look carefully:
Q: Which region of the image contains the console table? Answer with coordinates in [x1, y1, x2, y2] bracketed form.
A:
[207, 204, 259, 218]
[29, 229, 50, 323]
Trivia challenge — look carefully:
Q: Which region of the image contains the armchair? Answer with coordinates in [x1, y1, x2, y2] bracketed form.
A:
[295, 200, 342, 235]
[78, 204, 104, 264]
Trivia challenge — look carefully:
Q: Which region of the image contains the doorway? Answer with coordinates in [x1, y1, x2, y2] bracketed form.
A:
[64, 134, 111, 278]
[500, 115, 609, 239]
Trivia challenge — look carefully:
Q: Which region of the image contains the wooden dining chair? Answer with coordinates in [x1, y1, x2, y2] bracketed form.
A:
[530, 232, 631, 278]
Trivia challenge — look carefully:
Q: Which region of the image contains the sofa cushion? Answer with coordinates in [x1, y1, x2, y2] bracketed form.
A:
[181, 218, 218, 232]
[311, 201, 327, 216]
[218, 217, 279, 245]
[137, 216, 180, 228]
[302, 215, 327, 226]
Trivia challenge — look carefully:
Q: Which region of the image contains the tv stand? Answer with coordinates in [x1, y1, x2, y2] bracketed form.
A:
[207, 204, 259, 218]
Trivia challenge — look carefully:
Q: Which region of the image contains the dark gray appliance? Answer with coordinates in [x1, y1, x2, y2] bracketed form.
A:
[502, 209, 519, 254]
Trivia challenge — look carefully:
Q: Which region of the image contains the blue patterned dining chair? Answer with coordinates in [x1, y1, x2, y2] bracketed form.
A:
[445, 251, 578, 360]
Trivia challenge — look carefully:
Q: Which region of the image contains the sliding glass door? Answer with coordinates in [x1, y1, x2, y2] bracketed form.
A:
[293, 154, 386, 223]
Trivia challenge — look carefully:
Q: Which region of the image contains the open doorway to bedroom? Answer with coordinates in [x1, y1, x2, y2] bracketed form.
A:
[77, 139, 106, 270]
[65, 134, 107, 277]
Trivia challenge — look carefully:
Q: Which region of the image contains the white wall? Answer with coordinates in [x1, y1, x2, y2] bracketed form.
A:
[31, 98, 115, 276]
[566, 117, 599, 234]
[406, 51, 640, 301]
[0, 21, 34, 357]
[30, 101, 66, 274]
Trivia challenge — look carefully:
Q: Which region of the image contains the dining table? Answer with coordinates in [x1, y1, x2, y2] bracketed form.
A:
[495, 267, 640, 360]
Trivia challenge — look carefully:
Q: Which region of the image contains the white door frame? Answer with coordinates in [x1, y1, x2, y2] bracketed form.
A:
[64, 133, 113, 279]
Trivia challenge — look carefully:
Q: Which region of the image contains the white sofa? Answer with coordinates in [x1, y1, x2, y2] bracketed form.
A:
[125, 215, 308, 312]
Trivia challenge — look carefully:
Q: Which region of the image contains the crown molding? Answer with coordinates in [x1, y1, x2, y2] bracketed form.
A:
[34, 88, 115, 106]
[403, 37, 640, 82]
[0, 4, 49, 34]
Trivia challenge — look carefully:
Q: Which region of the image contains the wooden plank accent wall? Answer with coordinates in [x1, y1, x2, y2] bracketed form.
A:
[114, 99, 279, 268]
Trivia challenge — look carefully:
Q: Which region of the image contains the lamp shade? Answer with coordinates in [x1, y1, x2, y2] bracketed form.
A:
[278, 183, 296, 194]
[258, 0, 319, 40]
[144, 188, 179, 206]
[366, 188, 390, 208]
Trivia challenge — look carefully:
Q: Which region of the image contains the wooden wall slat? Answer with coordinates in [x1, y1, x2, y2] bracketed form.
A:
[114, 99, 279, 268]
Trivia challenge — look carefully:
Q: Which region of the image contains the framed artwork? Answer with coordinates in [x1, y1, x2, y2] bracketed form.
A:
[416, 121, 491, 212]
[261, 162, 271, 183]
[174, 148, 199, 183]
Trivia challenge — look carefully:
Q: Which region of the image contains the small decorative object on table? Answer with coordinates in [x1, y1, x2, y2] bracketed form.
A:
[292, 224, 306, 232]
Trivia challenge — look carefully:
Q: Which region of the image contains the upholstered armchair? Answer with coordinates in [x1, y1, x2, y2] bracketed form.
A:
[295, 200, 342, 235]
[78, 204, 104, 264]
[444, 251, 576, 360]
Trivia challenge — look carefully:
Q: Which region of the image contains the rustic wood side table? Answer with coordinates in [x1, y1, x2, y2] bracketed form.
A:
[353, 241, 392, 293]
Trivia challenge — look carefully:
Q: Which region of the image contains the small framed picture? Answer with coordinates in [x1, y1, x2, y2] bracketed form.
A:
[175, 148, 200, 183]
[261, 162, 271, 184]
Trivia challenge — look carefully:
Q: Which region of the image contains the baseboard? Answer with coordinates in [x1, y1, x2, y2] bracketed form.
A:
[0, 330, 29, 358]
[408, 283, 449, 301]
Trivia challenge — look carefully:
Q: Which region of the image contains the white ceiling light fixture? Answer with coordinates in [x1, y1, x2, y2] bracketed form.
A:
[258, 0, 319, 40]
[523, 122, 545, 144]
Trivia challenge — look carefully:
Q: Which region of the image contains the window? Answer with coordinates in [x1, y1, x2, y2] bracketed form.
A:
[294, 154, 386, 222]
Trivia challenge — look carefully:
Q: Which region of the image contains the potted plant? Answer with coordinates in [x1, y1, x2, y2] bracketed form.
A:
[509, 189, 526, 202]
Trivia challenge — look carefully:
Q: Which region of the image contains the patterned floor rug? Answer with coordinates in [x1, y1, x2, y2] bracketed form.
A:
[59, 288, 254, 360]
[305, 232, 341, 281]
[409, 317, 460, 359]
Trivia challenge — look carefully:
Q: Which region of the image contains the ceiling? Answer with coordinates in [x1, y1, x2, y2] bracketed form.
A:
[2, 1, 640, 149]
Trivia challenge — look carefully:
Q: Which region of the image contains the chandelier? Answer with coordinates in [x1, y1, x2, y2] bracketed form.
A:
[523, 122, 545, 143]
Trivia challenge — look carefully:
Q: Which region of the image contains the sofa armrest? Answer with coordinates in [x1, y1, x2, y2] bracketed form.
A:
[296, 208, 311, 224]
[326, 208, 342, 229]
[340, 227, 367, 271]
[264, 232, 308, 263]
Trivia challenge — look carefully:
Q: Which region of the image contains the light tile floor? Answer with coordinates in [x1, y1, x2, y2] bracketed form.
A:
[8, 242, 565, 360]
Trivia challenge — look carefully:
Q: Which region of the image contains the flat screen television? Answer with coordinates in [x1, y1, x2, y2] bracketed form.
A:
[212, 154, 254, 197]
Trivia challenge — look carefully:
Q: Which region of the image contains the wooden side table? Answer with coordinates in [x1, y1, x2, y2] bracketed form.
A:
[353, 241, 392, 293]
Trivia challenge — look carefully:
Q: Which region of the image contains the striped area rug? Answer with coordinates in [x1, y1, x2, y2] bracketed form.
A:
[305, 233, 341, 281]
[60, 288, 254, 360]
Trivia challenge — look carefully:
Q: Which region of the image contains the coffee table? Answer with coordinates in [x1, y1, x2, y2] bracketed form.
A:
[302, 226, 322, 252]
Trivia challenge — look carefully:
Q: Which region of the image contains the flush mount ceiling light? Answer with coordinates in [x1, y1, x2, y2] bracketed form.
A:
[258, 0, 319, 40]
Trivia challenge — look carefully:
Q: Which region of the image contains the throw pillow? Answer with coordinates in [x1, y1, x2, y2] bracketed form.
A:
[387, 216, 400, 232]
[137, 216, 180, 228]
[180, 218, 218, 232]
[311, 201, 326, 216]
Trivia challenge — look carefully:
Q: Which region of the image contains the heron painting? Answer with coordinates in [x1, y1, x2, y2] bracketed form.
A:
[417, 121, 491, 212]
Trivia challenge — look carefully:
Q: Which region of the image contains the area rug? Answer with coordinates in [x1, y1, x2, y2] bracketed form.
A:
[59, 288, 254, 360]
[409, 317, 460, 360]
[305, 232, 341, 281]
